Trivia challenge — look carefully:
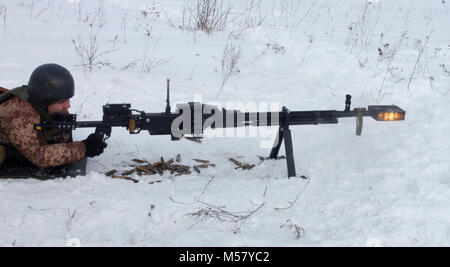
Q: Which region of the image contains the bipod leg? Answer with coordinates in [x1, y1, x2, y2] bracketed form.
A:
[264, 107, 296, 178]
[283, 127, 296, 178]
[269, 126, 284, 159]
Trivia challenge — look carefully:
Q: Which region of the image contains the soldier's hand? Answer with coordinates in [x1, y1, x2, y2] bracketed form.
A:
[82, 134, 107, 158]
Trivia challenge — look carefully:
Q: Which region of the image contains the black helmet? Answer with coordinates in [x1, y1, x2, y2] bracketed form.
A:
[28, 63, 74, 106]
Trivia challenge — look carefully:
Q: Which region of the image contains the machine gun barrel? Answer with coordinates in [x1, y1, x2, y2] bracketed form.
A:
[201, 105, 404, 128]
[230, 110, 340, 127]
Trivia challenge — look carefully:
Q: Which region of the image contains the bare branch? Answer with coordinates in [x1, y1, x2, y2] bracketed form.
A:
[407, 31, 433, 91]
[181, 0, 232, 34]
[275, 178, 310, 211]
[186, 200, 265, 233]
[280, 219, 305, 240]
[218, 43, 241, 95]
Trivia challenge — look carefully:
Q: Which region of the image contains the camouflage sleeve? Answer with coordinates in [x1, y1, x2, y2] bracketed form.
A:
[1, 98, 86, 168]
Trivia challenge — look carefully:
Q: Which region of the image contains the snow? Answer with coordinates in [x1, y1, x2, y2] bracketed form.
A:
[0, 0, 449, 246]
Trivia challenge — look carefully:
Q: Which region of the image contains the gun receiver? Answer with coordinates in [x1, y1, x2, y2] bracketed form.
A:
[35, 83, 405, 178]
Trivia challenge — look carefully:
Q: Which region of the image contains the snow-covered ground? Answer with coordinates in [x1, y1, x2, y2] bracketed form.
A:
[0, 0, 449, 246]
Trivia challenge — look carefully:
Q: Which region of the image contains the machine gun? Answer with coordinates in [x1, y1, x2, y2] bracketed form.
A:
[35, 80, 405, 178]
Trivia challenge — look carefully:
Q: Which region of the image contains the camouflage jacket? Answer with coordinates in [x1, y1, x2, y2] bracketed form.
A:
[0, 95, 86, 168]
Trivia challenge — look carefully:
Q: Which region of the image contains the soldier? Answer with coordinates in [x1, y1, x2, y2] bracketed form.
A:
[0, 63, 107, 177]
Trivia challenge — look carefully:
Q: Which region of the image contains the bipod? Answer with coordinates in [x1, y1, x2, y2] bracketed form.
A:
[264, 106, 297, 178]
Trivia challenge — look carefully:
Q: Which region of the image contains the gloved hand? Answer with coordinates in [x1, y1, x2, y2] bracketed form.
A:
[82, 134, 107, 158]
